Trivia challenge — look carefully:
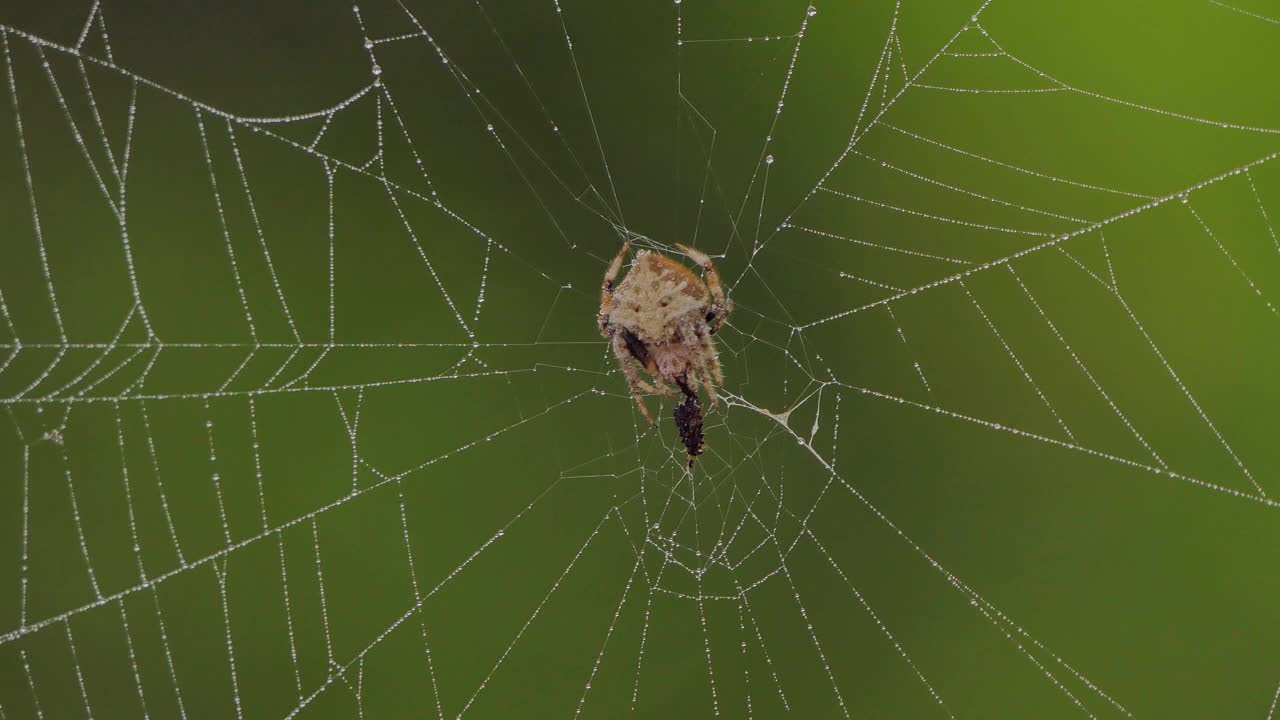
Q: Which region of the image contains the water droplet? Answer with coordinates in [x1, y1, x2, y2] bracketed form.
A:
[364, 38, 373, 50]
[486, 123, 494, 132]
[674, 0, 681, 4]
[807, 5, 817, 16]
[766, 154, 775, 165]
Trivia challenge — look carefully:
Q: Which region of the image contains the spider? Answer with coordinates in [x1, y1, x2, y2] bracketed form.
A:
[598, 240, 732, 466]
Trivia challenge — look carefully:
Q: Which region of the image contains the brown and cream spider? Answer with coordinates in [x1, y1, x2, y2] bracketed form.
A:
[598, 241, 732, 466]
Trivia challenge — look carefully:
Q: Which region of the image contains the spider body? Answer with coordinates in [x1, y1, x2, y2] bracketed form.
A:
[599, 241, 731, 465]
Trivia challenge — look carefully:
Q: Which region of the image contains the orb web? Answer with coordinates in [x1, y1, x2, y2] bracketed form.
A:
[2, 0, 1280, 718]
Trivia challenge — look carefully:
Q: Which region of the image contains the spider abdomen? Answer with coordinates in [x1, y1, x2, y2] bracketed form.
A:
[607, 254, 710, 341]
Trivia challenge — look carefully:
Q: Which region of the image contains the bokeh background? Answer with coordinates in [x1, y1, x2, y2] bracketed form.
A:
[2, 0, 1280, 717]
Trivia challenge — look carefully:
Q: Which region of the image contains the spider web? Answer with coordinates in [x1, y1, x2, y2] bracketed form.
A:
[2, 0, 1280, 717]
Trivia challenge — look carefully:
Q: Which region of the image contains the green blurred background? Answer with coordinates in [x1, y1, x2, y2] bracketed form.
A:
[2, 0, 1280, 717]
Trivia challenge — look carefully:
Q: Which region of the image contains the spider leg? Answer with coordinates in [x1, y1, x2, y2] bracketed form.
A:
[698, 330, 724, 386]
[612, 333, 655, 425]
[675, 243, 733, 334]
[599, 240, 632, 336]
[637, 379, 678, 397]
[690, 330, 723, 409]
[701, 367, 720, 410]
[682, 372, 701, 398]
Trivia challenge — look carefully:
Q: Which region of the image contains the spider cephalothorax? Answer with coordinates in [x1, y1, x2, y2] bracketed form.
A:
[598, 241, 731, 466]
